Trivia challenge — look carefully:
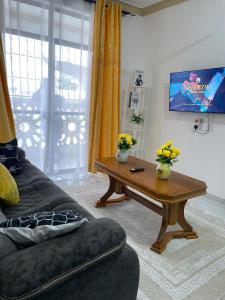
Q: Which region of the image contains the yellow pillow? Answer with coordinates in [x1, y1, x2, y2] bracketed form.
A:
[0, 163, 20, 205]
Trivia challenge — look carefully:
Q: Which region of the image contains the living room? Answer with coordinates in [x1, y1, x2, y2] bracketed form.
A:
[0, 0, 225, 299]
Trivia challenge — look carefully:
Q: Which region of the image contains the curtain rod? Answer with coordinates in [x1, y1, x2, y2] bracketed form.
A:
[84, 0, 135, 16]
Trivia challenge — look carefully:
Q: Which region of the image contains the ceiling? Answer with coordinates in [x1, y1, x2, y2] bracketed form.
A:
[122, 0, 162, 8]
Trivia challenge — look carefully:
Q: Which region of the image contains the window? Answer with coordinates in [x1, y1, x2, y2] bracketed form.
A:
[4, 0, 92, 178]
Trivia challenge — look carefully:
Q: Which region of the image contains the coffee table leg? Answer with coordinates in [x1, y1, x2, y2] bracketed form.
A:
[151, 204, 170, 254]
[151, 201, 198, 254]
[95, 176, 129, 208]
[177, 201, 199, 239]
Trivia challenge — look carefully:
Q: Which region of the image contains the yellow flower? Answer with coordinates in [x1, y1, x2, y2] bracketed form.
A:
[170, 153, 176, 159]
[118, 133, 126, 140]
[162, 150, 171, 157]
[125, 134, 132, 145]
[156, 141, 180, 163]
[166, 140, 173, 147]
[176, 148, 181, 155]
[156, 149, 163, 156]
[172, 147, 180, 155]
[160, 144, 167, 150]
[118, 133, 133, 145]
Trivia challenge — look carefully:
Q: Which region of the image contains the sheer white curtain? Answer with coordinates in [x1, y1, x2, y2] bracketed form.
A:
[2, 0, 93, 180]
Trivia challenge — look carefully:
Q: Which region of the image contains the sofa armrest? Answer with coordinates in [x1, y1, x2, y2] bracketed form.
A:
[0, 218, 126, 300]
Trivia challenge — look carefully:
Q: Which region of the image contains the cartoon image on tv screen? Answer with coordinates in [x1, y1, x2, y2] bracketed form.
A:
[169, 68, 225, 113]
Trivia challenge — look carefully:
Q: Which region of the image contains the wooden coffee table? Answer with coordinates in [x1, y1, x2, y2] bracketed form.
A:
[94, 156, 207, 254]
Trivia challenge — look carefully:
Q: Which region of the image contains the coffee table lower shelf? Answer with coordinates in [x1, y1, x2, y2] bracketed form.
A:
[95, 175, 198, 254]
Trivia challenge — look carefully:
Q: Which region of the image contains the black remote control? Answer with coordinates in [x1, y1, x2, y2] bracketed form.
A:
[130, 168, 145, 173]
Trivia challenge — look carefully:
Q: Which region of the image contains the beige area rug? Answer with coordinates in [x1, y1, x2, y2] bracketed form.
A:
[61, 174, 225, 300]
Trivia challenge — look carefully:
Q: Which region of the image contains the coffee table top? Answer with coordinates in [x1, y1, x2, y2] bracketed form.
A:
[94, 156, 207, 203]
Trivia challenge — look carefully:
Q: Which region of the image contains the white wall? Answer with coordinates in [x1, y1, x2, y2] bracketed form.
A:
[121, 15, 145, 117]
[121, 15, 145, 86]
[122, 0, 225, 198]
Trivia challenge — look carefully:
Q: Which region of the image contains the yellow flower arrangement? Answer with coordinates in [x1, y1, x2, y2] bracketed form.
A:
[166, 140, 173, 147]
[156, 140, 181, 166]
[118, 133, 137, 150]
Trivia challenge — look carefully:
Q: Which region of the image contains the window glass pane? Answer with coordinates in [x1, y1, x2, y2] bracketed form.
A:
[34, 57, 41, 79]
[5, 34, 11, 53]
[4, 1, 91, 175]
[54, 12, 90, 46]
[6, 53, 12, 75]
[5, 33, 48, 99]
[20, 36, 28, 56]
[27, 39, 35, 57]
[28, 79, 36, 96]
[13, 77, 21, 96]
[10, 35, 20, 54]
[34, 39, 42, 58]
[27, 57, 35, 79]
[55, 44, 88, 104]
[5, 32, 48, 170]
[4, 0, 49, 37]
[20, 56, 28, 78]
[21, 78, 28, 96]
[11, 54, 20, 77]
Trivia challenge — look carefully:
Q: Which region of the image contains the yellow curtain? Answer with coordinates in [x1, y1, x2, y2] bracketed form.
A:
[0, 35, 16, 143]
[88, 0, 121, 172]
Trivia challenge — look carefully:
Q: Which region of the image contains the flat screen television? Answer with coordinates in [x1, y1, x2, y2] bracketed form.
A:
[169, 67, 225, 113]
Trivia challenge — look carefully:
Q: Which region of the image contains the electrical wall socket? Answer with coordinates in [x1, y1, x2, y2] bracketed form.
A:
[194, 118, 200, 124]
[193, 117, 200, 130]
[193, 115, 209, 132]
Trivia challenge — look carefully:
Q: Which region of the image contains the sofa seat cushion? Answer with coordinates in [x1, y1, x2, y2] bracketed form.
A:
[0, 218, 126, 300]
[3, 159, 94, 221]
[2, 180, 75, 219]
[13, 159, 52, 189]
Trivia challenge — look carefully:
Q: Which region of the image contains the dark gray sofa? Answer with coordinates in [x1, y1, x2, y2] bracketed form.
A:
[0, 150, 139, 300]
